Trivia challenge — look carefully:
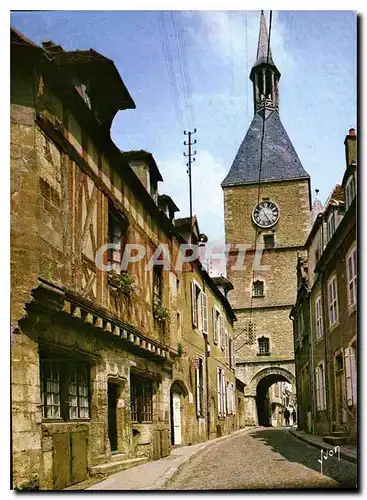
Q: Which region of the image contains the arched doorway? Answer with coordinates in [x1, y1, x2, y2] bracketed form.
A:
[256, 373, 294, 426]
[170, 380, 188, 446]
[245, 366, 296, 427]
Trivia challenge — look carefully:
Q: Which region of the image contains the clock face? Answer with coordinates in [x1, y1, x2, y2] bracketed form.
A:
[252, 201, 280, 228]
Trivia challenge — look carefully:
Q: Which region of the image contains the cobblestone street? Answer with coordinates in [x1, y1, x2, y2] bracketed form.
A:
[165, 428, 357, 490]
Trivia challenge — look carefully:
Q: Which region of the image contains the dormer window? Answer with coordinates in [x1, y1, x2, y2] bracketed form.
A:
[327, 211, 336, 242]
[345, 175, 356, 210]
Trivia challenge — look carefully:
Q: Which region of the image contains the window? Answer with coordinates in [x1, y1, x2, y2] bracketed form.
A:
[195, 358, 204, 416]
[191, 281, 208, 334]
[225, 331, 229, 363]
[153, 265, 163, 308]
[347, 246, 357, 308]
[345, 175, 356, 210]
[258, 337, 270, 355]
[315, 362, 327, 411]
[201, 292, 208, 335]
[220, 315, 225, 350]
[108, 206, 127, 271]
[253, 280, 264, 297]
[243, 320, 256, 345]
[327, 275, 339, 326]
[40, 358, 90, 421]
[130, 374, 153, 423]
[264, 234, 275, 249]
[274, 383, 279, 398]
[315, 296, 323, 339]
[212, 308, 220, 344]
[217, 368, 226, 417]
[231, 339, 236, 369]
[345, 345, 357, 406]
[327, 211, 336, 242]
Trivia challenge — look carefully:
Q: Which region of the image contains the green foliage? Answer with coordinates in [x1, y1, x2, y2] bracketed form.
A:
[153, 302, 171, 323]
[108, 271, 135, 297]
[177, 342, 184, 356]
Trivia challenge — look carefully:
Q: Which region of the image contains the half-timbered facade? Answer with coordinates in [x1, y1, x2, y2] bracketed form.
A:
[11, 28, 237, 490]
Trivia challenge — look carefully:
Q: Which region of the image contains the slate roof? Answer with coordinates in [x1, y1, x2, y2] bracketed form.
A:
[221, 111, 310, 187]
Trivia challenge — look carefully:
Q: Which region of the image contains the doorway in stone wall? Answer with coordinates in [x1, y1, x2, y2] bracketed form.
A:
[108, 382, 118, 452]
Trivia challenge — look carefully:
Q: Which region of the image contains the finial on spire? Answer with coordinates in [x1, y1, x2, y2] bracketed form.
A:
[254, 11, 275, 67]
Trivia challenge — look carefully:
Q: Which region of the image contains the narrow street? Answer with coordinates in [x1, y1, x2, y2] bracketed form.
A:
[165, 428, 357, 490]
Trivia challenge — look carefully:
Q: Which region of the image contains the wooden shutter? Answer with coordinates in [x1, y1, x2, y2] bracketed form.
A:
[220, 316, 225, 350]
[223, 376, 227, 417]
[225, 331, 229, 363]
[202, 293, 208, 335]
[350, 347, 357, 405]
[321, 364, 326, 410]
[213, 307, 218, 344]
[315, 367, 320, 410]
[345, 347, 353, 406]
[217, 368, 221, 416]
[196, 366, 201, 415]
[191, 281, 197, 327]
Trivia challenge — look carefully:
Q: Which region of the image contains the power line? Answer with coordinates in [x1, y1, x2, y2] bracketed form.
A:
[158, 11, 184, 131]
[176, 11, 195, 126]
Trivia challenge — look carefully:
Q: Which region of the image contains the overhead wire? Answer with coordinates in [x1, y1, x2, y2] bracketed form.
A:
[235, 10, 273, 351]
[158, 11, 184, 132]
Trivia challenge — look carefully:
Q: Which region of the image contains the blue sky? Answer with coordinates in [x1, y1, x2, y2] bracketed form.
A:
[11, 10, 356, 252]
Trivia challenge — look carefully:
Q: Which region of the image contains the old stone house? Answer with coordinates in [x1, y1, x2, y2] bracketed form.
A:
[11, 27, 237, 490]
[292, 129, 357, 444]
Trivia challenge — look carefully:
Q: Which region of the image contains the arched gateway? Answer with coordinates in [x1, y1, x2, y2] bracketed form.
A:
[243, 366, 296, 426]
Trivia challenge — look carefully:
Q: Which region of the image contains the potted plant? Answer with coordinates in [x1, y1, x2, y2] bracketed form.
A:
[108, 271, 136, 297]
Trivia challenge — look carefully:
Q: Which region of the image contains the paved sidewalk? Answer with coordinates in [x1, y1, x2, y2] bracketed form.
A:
[289, 428, 357, 464]
[86, 427, 254, 490]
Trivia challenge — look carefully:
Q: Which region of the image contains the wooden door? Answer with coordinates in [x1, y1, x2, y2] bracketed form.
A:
[108, 383, 118, 451]
[172, 392, 182, 445]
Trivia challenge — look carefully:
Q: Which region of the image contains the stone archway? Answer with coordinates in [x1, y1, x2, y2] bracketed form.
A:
[244, 366, 296, 426]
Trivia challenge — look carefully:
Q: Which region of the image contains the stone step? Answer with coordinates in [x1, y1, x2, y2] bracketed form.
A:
[331, 430, 349, 437]
[110, 452, 129, 463]
[89, 457, 149, 477]
[323, 435, 349, 446]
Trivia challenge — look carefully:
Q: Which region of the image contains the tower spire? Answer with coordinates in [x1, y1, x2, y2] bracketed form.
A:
[250, 11, 280, 115]
[255, 10, 274, 67]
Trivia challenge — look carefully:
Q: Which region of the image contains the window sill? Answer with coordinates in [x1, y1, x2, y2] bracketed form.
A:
[348, 303, 357, 315]
[252, 295, 265, 298]
[329, 321, 340, 332]
[315, 335, 324, 344]
[257, 352, 270, 356]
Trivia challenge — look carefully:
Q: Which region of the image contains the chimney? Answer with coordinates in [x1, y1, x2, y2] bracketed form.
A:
[42, 40, 64, 54]
[344, 128, 357, 168]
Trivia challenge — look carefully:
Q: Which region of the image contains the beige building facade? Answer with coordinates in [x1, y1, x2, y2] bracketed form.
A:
[11, 28, 238, 490]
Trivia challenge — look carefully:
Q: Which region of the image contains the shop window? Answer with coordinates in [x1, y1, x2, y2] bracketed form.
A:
[130, 374, 153, 423]
[40, 358, 90, 421]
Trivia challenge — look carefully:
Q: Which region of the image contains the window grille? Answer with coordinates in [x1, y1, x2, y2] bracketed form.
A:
[253, 280, 264, 297]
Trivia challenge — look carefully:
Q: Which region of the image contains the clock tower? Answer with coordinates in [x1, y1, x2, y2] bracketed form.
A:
[222, 11, 311, 426]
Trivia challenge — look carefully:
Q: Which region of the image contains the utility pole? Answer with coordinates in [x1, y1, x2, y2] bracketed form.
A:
[183, 129, 197, 243]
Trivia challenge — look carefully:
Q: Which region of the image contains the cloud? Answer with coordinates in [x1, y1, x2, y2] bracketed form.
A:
[184, 10, 295, 79]
[156, 149, 227, 243]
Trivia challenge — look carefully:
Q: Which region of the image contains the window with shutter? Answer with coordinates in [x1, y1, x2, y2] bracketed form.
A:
[225, 331, 229, 363]
[327, 275, 339, 326]
[315, 366, 320, 410]
[220, 316, 225, 350]
[315, 296, 323, 339]
[195, 358, 204, 416]
[212, 307, 218, 344]
[347, 246, 357, 308]
[191, 281, 197, 327]
[202, 293, 208, 335]
[350, 346, 357, 406]
[344, 347, 353, 406]
[222, 375, 226, 417]
[217, 368, 223, 416]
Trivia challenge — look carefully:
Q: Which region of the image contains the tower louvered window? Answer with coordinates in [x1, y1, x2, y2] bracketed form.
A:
[243, 320, 256, 345]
